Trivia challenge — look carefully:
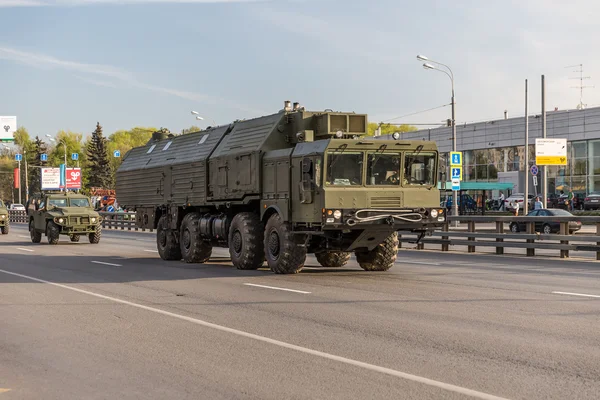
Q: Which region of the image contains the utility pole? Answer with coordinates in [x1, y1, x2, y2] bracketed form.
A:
[566, 63, 594, 110]
[524, 79, 529, 215]
[24, 149, 29, 203]
[542, 75, 547, 207]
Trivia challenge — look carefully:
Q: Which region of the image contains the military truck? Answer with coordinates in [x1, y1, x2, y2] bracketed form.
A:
[116, 101, 445, 274]
[27, 192, 102, 244]
[0, 200, 9, 235]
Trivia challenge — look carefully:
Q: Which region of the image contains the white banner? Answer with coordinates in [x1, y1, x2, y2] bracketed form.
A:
[41, 168, 61, 190]
[0, 116, 17, 141]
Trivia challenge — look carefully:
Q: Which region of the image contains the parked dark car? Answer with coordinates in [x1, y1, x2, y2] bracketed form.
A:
[583, 191, 600, 210]
[509, 208, 582, 234]
[556, 193, 584, 210]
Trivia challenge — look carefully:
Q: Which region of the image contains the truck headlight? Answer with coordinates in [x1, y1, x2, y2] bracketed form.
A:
[0, 215, 5, 219]
[430, 209, 438, 218]
[57, 218, 64, 224]
[91, 217, 97, 223]
[333, 210, 342, 220]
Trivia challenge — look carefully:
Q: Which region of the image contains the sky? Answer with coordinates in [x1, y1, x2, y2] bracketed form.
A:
[1, 0, 599, 141]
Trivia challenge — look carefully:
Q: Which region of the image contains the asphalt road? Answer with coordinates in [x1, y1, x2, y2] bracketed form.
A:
[1, 225, 600, 400]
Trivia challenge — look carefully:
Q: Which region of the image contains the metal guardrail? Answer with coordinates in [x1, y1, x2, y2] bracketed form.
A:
[98, 211, 154, 232]
[8, 210, 27, 224]
[399, 215, 600, 260]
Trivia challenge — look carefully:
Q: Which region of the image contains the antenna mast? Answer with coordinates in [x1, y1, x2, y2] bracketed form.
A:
[566, 63, 594, 109]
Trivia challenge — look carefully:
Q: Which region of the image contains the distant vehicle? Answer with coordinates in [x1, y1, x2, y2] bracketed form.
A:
[10, 203, 25, 210]
[504, 193, 535, 211]
[508, 208, 581, 234]
[0, 200, 8, 234]
[445, 194, 477, 212]
[584, 191, 600, 210]
[556, 193, 584, 210]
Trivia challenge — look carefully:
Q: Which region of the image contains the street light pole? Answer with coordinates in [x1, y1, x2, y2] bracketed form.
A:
[191, 111, 217, 127]
[417, 55, 458, 222]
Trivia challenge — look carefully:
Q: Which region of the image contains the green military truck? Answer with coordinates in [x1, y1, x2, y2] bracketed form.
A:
[116, 101, 445, 274]
[0, 200, 9, 235]
[28, 192, 103, 245]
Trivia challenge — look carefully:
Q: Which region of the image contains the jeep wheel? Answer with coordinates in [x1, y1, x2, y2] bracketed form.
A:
[1, 222, 9, 235]
[46, 221, 60, 245]
[228, 212, 264, 270]
[30, 220, 41, 243]
[315, 251, 351, 268]
[70, 234, 80, 243]
[264, 213, 306, 274]
[157, 215, 181, 260]
[180, 212, 212, 263]
[355, 232, 399, 272]
[88, 226, 101, 244]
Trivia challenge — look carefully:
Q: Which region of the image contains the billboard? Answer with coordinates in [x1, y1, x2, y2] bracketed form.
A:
[535, 138, 567, 165]
[41, 167, 82, 190]
[66, 168, 82, 189]
[0, 116, 17, 142]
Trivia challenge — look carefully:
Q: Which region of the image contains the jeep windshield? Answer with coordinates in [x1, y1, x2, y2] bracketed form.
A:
[404, 152, 436, 186]
[70, 198, 90, 207]
[326, 152, 363, 186]
[48, 198, 68, 208]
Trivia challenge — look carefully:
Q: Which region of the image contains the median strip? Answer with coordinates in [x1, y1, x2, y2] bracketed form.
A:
[91, 261, 122, 267]
[552, 291, 600, 299]
[243, 283, 311, 294]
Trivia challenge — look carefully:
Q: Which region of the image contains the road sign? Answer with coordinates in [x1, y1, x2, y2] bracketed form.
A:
[0, 116, 17, 142]
[530, 165, 538, 175]
[40, 154, 48, 162]
[72, 153, 79, 161]
[113, 150, 121, 158]
[451, 166, 462, 180]
[451, 178, 460, 191]
[41, 168, 61, 190]
[66, 168, 82, 189]
[450, 151, 462, 166]
[533, 175, 538, 186]
[535, 138, 567, 165]
[15, 154, 22, 162]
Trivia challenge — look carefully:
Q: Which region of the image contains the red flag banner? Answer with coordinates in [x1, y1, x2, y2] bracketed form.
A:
[14, 168, 20, 189]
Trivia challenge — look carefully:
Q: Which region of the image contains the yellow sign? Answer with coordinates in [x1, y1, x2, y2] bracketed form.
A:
[536, 156, 567, 166]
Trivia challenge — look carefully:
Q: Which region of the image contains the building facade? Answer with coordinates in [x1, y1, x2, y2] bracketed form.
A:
[380, 106, 600, 195]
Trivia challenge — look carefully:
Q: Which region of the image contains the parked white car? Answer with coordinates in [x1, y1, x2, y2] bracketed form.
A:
[9, 203, 25, 210]
[504, 193, 535, 211]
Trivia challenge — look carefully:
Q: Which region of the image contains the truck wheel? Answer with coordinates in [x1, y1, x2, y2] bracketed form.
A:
[355, 232, 399, 272]
[229, 212, 264, 270]
[70, 234, 80, 243]
[264, 213, 306, 274]
[89, 226, 102, 244]
[46, 221, 60, 245]
[157, 215, 181, 260]
[1, 223, 9, 235]
[180, 212, 212, 263]
[315, 252, 351, 268]
[30, 220, 41, 243]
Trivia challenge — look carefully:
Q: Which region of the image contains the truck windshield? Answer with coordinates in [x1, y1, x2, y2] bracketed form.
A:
[70, 198, 90, 207]
[404, 152, 437, 186]
[367, 152, 401, 185]
[326, 152, 363, 186]
[48, 198, 68, 208]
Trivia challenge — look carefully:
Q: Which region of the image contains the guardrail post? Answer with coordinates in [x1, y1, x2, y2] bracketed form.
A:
[495, 221, 504, 254]
[468, 221, 475, 253]
[442, 222, 449, 252]
[526, 222, 535, 257]
[398, 234, 402, 249]
[560, 222, 569, 259]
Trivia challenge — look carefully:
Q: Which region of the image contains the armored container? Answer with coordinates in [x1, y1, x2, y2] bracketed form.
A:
[116, 102, 445, 274]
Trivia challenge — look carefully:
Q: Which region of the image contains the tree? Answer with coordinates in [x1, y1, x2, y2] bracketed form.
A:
[182, 125, 202, 134]
[86, 122, 112, 189]
[106, 126, 156, 180]
[28, 136, 48, 195]
[367, 122, 417, 137]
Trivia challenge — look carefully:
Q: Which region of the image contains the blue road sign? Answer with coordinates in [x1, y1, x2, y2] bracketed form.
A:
[40, 154, 48, 162]
[113, 150, 121, 158]
[451, 167, 462, 180]
[530, 165, 538, 176]
[451, 178, 461, 191]
[72, 153, 79, 161]
[15, 153, 22, 162]
[450, 151, 462, 166]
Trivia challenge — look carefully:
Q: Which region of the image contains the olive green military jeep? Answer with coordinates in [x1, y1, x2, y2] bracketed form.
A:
[28, 192, 102, 244]
[0, 200, 9, 235]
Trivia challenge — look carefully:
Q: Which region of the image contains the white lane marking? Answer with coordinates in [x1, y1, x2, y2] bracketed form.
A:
[403, 261, 441, 266]
[91, 261, 122, 267]
[16, 247, 34, 252]
[552, 291, 600, 299]
[144, 249, 159, 253]
[18, 235, 30, 239]
[0, 268, 507, 400]
[243, 283, 311, 294]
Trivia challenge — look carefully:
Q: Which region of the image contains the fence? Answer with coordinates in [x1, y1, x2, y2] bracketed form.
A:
[399, 215, 600, 260]
[8, 210, 27, 224]
[98, 211, 153, 232]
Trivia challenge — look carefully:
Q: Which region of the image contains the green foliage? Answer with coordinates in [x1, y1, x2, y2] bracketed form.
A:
[182, 125, 202, 134]
[367, 122, 417, 137]
[86, 122, 112, 189]
[106, 126, 156, 178]
[28, 136, 49, 195]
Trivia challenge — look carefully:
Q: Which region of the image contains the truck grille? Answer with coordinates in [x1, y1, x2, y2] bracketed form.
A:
[369, 196, 402, 208]
[68, 216, 90, 225]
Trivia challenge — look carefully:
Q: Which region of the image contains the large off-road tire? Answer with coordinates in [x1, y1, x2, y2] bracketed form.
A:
[180, 212, 212, 263]
[157, 215, 181, 261]
[264, 213, 306, 274]
[70, 234, 80, 243]
[46, 221, 60, 245]
[228, 212, 265, 270]
[30, 220, 41, 243]
[89, 226, 102, 244]
[315, 251, 351, 268]
[355, 232, 399, 272]
[0, 222, 9, 235]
